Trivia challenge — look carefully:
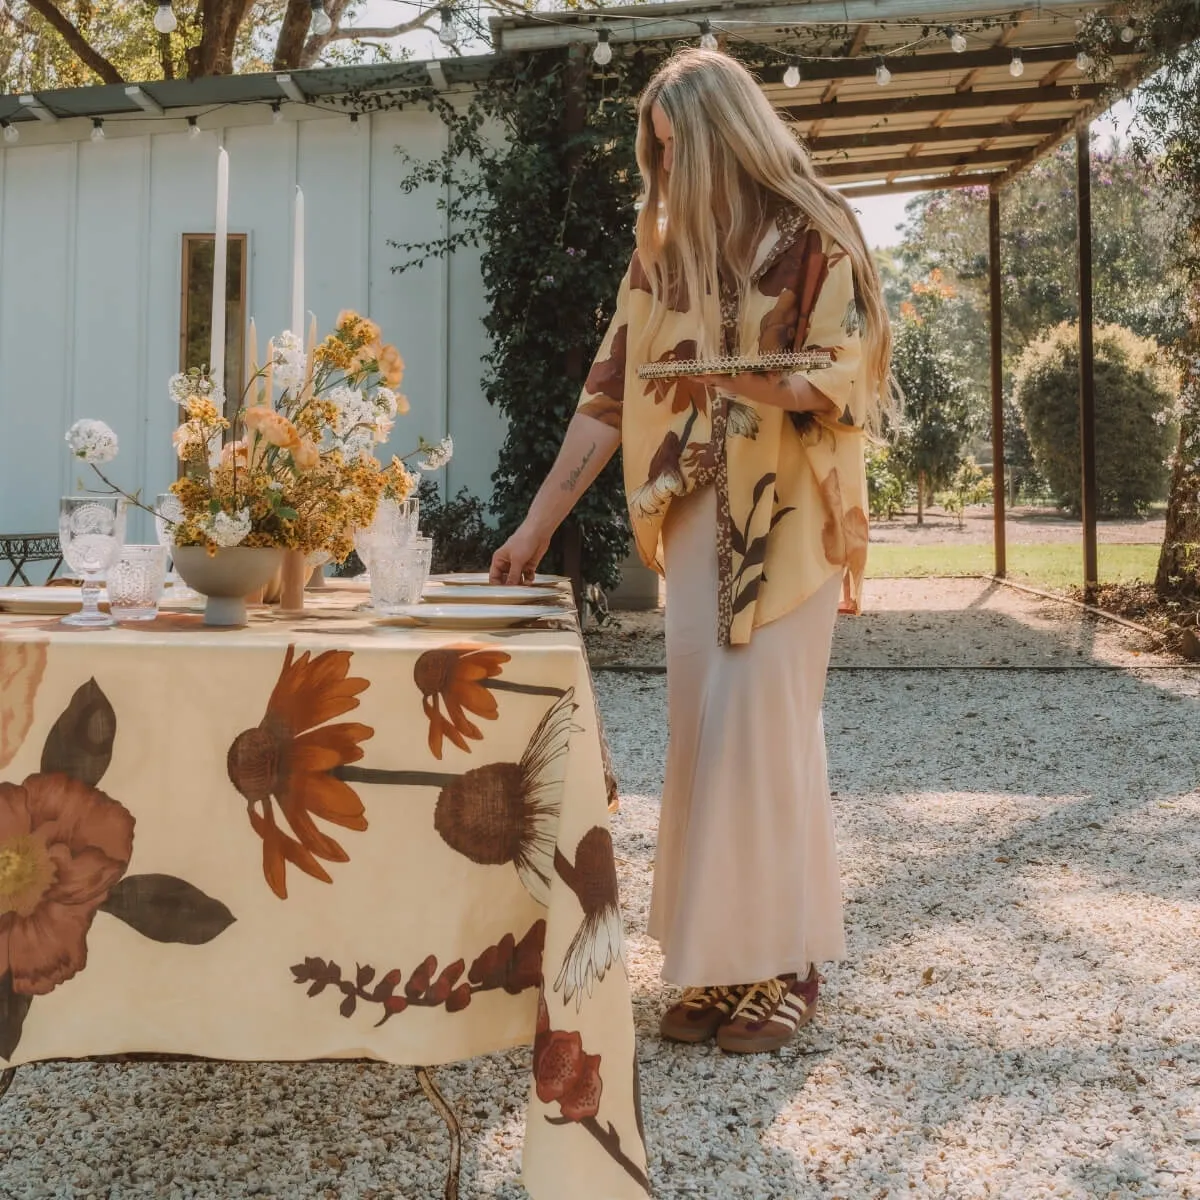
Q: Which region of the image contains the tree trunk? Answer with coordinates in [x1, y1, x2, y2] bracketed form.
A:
[1156, 411, 1200, 597]
[916, 470, 926, 525]
[273, 0, 312, 71]
[187, 0, 254, 77]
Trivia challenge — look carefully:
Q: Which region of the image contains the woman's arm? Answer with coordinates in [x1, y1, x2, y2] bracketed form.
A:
[691, 370, 839, 416]
[489, 414, 622, 584]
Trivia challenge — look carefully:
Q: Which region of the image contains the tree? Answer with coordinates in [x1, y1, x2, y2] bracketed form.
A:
[1013, 323, 1175, 516]
[888, 274, 972, 523]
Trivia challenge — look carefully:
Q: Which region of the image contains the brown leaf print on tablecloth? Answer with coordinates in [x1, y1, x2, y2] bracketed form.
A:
[414, 646, 511, 759]
[292, 919, 545, 1023]
[433, 693, 578, 907]
[0, 773, 134, 998]
[553, 826, 623, 1009]
[227, 646, 374, 899]
[0, 643, 46, 771]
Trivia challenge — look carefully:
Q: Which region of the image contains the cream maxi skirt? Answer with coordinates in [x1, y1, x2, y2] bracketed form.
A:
[647, 485, 847, 986]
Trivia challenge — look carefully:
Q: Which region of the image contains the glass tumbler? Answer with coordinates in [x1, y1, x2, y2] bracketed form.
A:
[58, 495, 127, 627]
[107, 543, 168, 621]
[407, 536, 433, 599]
[155, 492, 198, 600]
[368, 545, 424, 614]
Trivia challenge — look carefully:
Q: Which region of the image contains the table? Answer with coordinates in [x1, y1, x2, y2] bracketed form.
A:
[0, 583, 648, 1199]
[0, 533, 62, 586]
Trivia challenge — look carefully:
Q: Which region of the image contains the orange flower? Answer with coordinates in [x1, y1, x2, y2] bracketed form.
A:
[376, 344, 404, 389]
[292, 438, 320, 472]
[244, 407, 300, 451]
[414, 646, 512, 759]
[219, 440, 251, 470]
[227, 646, 374, 899]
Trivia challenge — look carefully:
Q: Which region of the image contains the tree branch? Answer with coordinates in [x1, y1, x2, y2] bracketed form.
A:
[22, 0, 125, 84]
[318, 15, 436, 43]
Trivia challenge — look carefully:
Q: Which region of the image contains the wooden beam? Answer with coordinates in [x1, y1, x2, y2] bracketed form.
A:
[783, 84, 1104, 125]
[804, 119, 1062, 153]
[813, 24, 871, 138]
[956, 12, 1027, 93]
[763, 42, 1139, 87]
[1077, 125, 1098, 597]
[836, 172, 1001, 198]
[989, 188, 1006, 578]
[818, 145, 1019, 178]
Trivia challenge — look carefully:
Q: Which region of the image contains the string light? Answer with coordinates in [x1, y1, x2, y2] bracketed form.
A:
[187, 115, 200, 138]
[271, 101, 283, 124]
[90, 118, 105, 143]
[875, 57, 891, 86]
[1, 121, 17, 144]
[438, 6, 458, 47]
[1120, 20, 1137, 42]
[153, 1, 177, 34]
[948, 26, 967, 52]
[592, 28, 612, 66]
[349, 112, 361, 135]
[783, 61, 801, 88]
[309, 0, 332, 37]
[1075, 47, 1093, 71]
[1009, 48, 1025, 76]
[698, 19, 718, 50]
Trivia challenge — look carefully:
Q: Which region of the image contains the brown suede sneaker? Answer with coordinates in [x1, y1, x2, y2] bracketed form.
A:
[660, 984, 749, 1044]
[716, 967, 819, 1054]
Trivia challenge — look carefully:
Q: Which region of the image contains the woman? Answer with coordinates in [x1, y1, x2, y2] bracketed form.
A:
[490, 49, 893, 1054]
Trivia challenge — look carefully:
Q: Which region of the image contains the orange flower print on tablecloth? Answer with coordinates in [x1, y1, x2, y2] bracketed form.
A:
[0, 773, 134, 996]
[227, 646, 374, 899]
[0, 643, 47, 770]
[414, 646, 511, 759]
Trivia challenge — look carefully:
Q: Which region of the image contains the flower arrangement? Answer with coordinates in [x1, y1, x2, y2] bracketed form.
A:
[66, 310, 453, 563]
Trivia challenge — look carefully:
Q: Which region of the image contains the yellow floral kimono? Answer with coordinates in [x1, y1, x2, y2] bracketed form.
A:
[577, 207, 870, 645]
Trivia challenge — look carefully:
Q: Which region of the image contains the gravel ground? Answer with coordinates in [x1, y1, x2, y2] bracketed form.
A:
[3, 581, 1199, 1199]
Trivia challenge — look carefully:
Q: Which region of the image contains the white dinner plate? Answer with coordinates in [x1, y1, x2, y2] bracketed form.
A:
[422, 584, 557, 605]
[430, 572, 560, 588]
[376, 603, 568, 629]
[0, 586, 201, 616]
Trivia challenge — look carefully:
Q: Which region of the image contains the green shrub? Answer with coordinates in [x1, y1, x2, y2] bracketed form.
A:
[1012, 322, 1176, 516]
[936, 456, 993, 527]
[866, 445, 907, 519]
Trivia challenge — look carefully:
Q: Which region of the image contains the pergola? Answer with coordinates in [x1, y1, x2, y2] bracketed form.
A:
[495, 0, 1161, 592]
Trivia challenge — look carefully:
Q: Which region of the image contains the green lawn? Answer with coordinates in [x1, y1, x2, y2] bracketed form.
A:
[866, 542, 1160, 590]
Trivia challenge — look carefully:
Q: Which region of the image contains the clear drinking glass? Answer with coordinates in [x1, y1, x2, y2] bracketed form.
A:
[368, 545, 424, 614]
[407, 536, 433, 599]
[355, 497, 419, 568]
[58, 496, 126, 627]
[107, 544, 168, 621]
[155, 492, 198, 600]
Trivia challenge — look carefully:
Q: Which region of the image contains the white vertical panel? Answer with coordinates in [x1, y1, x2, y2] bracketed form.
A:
[74, 135, 151, 536]
[368, 109, 447, 471]
[0, 144, 75, 533]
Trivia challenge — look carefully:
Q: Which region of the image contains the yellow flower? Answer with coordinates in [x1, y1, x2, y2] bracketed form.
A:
[185, 395, 221, 424]
[245, 407, 301, 451]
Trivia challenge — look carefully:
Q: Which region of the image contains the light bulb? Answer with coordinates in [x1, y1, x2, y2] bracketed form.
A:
[187, 116, 200, 139]
[783, 63, 801, 88]
[1076, 49, 1093, 71]
[90, 119, 105, 143]
[592, 30, 612, 66]
[1009, 49, 1025, 77]
[1120, 22, 1136, 42]
[438, 7, 458, 46]
[271, 102, 283, 124]
[153, 2, 177, 34]
[309, 0, 332, 36]
[875, 59, 891, 86]
[699, 20, 718, 50]
[950, 28, 967, 53]
[1, 122, 17, 144]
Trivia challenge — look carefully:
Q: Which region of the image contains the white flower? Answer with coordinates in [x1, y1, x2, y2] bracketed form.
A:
[419, 435, 454, 472]
[168, 374, 192, 405]
[373, 415, 394, 443]
[204, 507, 252, 548]
[273, 331, 307, 392]
[65, 419, 119, 465]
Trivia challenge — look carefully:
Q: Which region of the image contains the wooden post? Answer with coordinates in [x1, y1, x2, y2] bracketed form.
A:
[988, 186, 1007, 579]
[1077, 123, 1099, 597]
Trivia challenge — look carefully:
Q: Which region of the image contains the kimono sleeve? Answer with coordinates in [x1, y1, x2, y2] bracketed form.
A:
[799, 246, 867, 433]
[576, 267, 630, 431]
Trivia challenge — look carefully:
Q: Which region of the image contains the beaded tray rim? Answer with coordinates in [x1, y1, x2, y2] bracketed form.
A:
[635, 350, 832, 381]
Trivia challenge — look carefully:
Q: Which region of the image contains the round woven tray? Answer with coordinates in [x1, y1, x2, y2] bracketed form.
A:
[636, 350, 832, 381]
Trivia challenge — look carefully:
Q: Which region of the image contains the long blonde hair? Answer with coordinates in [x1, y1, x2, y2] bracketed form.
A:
[635, 48, 895, 429]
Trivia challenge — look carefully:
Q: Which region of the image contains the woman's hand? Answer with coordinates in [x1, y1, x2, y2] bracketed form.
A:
[490, 522, 552, 585]
[694, 370, 838, 416]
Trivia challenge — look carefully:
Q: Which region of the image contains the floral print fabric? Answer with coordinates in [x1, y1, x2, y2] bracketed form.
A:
[577, 207, 870, 644]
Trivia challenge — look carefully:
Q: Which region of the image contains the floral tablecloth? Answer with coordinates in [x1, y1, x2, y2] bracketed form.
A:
[0, 583, 648, 1199]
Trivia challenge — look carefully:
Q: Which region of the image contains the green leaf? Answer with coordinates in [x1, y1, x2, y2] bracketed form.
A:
[99, 875, 236, 945]
[41, 678, 116, 787]
[276, 507, 298, 520]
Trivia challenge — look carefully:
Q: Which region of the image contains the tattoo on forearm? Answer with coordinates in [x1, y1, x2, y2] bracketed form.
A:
[561, 443, 596, 493]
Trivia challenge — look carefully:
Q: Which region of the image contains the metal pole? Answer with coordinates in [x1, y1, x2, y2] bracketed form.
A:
[988, 187, 1006, 579]
[1077, 123, 1099, 596]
